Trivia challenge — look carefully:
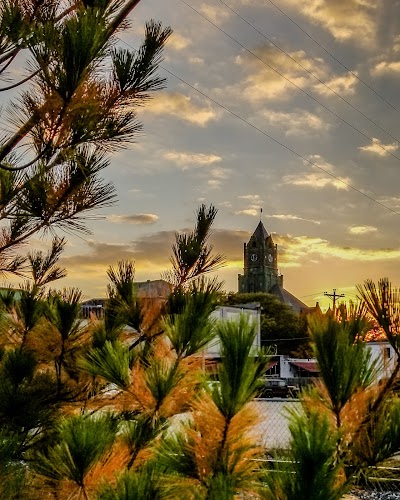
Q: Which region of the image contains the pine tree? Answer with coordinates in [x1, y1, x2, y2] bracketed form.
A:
[0, 0, 171, 274]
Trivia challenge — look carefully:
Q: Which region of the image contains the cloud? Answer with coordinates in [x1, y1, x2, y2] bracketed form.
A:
[163, 151, 222, 168]
[189, 56, 204, 65]
[304, 155, 336, 173]
[209, 167, 230, 179]
[106, 214, 159, 225]
[143, 92, 219, 126]
[199, 3, 232, 23]
[372, 60, 400, 75]
[58, 232, 179, 297]
[267, 214, 321, 225]
[377, 196, 400, 210]
[283, 155, 351, 190]
[239, 194, 262, 203]
[234, 195, 264, 215]
[274, 233, 400, 264]
[167, 33, 191, 51]
[358, 138, 398, 156]
[393, 35, 400, 53]
[234, 208, 260, 216]
[283, 172, 350, 190]
[234, 47, 327, 101]
[208, 179, 223, 189]
[210, 228, 251, 261]
[348, 225, 378, 235]
[282, 0, 378, 46]
[259, 109, 328, 135]
[219, 201, 233, 208]
[61, 228, 250, 290]
[314, 71, 359, 96]
[207, 169, 232, 189]
[62, 233, 175, 274]
[62, 242, 139, 272]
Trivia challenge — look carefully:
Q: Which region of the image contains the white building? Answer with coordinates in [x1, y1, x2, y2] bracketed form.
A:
[366, 341, 397, 380]
[264, 341, 398, 386]
[202, 304, 261, 358]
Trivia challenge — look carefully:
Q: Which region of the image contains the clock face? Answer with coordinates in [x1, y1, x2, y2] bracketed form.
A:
[267, 254, 273, 263]
[250, 253, 258, 262]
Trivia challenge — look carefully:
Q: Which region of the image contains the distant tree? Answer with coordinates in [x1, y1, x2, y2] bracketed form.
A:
[223, 292, 311, 356]
[0, 0, 171, 275]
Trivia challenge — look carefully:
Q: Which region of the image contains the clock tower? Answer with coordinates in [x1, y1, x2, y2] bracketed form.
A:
[238, 221, 283, 293]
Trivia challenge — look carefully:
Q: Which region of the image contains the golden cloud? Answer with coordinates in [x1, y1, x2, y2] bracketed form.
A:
[189, 56, 205, 65]
[274, 233, 400, 264]
[348, 225, 378, 235]
[283, 155, 351, 190]
[239, 194, 262, 203]
[59, 228, 250, 297]
[163, 151, 222, 168]
[372, 60, 400, 75]
[218, 201, 233, 208]
[378, 196, 400, 210]
[210, 167, 231, 180]
[358, 137, 398, 156]
[267, 214, 321, 225]
[106, 214, 159, 224]
[259, 109, 328, 135]
[314, 71, 359, 96]
[234, 208, 260, 216]
[235, 47, 327, 101]
[208, 179, 223, 189]
[283, 172, 350, 190]
[282, 0, 378, 46]
[393, 35, 400, 53]
[167, 32, 192, 51]
[205, 167, 232, 189]
[199, 3, 232, 23]
[143, 92, 219, 126]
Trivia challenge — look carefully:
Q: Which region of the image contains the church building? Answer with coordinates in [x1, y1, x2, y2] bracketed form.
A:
[238, 221, 311, 313]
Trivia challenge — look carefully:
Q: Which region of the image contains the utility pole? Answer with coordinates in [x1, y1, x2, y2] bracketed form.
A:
[324, 289, 345, 310]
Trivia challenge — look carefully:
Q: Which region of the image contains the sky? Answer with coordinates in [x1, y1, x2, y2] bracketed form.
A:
[7, 0, 400, 310]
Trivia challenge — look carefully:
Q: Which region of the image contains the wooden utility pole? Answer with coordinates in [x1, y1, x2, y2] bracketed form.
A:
[324, 288, 345, 310]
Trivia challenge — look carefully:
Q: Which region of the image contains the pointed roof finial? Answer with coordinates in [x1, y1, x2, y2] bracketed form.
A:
[260, 207, 262, 221]
[253, 220, 269, 241]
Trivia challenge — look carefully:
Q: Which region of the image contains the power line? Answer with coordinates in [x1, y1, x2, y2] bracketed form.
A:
[180, 0, 400, 162]
[119, 38, 400, 217]
[324, 288, 345, 309]
[218, 0, 400, 146]
[266, 0, 400, 114]
[162, 69, 400, 215]
[298, 292, 325, 299]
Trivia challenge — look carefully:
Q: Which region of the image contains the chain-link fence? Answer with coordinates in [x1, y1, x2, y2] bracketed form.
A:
[252, 399, 300, 450]
[253, 398, 400, 497]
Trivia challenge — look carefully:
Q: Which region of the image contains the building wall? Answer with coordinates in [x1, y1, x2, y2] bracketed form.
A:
[202, 305, 261, 358]
[366, 341, 397, 380]
[264, 342, 398, 384]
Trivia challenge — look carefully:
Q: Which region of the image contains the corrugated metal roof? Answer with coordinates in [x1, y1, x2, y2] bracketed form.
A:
[290, 360, 319, 373]
[265, 360, 279, 370]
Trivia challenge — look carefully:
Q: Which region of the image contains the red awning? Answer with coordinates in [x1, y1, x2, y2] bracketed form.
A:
[290, 361, 319, 373]
[266, 360, 278, 371]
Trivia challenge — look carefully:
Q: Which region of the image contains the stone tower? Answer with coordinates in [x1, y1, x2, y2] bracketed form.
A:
[238, 221, 283, 293]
